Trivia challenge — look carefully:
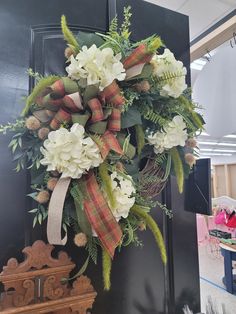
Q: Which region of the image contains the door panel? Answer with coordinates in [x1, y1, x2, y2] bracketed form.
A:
[0, 0, 200, 313]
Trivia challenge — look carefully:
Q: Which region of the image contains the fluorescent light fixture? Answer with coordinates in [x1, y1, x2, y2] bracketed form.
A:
[190, 62, 203, 71]
[218, 142, 236, 147]
[200, 131, 210, 136]
[224, 134, 236, 138]
[199, 141, 236, 147]
[198, 141, 218, 145]
[201, 153, 232, 156]
[194, 59, 207, 66]
[200, 148, 236, 153]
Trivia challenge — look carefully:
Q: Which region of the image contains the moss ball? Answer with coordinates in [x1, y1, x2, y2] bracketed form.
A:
[36, 190, 50, 204]
[186, 138, 197, 148]
[38, 127, 50, 140]
[74, 233, 88, 247]
[64, 47, 74, 58]
[47, 177, 58, 191]
[25, 116, 41, 131]
[185, 153, 196, 168]
[134, 80, 150, 93]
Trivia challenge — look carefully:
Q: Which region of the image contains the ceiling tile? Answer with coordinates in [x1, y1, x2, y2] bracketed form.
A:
[145, 0, 187, 11]
[179, 0, 234, 39]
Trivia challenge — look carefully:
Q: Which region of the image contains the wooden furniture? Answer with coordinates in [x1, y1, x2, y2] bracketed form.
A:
[212, 163, 236, 199]
[220, 243, 236, 294]
[0, 240, 97, 313]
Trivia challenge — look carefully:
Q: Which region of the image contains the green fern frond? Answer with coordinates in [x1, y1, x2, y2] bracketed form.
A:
[131, 204, 167, 264]
[170, 147, 184, 193]
[99, 163, 117, 209]
[61, 15, 80, 53]
[21, 75, 61, 116]
[135, 124, 145, 156]
[102, 248, 112, 291]
[142, 108, 167, 126]
[89, 134, 104, 148]
[120, 6, 132, 39]
[156, 71, 185, 84]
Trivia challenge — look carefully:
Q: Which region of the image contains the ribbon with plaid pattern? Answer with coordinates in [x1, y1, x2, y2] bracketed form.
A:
[123, 43, 153, 70]
[83, 170, 122, 258]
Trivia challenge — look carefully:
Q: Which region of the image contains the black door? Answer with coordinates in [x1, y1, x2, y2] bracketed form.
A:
[0, 1, 200, 313]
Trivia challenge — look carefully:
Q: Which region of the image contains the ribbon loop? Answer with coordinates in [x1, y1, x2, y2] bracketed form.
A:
[88, 98, 104, 122]
[50, 108, 71, 130]
[123, 43, 153, 69]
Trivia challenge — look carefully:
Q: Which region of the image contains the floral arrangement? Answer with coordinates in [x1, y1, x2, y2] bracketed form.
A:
[0, 7, 204, 290]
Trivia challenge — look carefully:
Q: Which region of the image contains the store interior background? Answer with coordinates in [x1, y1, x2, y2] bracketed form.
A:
[148, 1, 236, 313]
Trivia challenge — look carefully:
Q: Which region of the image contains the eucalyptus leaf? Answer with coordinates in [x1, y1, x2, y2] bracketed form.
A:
[76, 31, 104, 48]
[121, 106, 142, 128]
[83, 85, 99, 104]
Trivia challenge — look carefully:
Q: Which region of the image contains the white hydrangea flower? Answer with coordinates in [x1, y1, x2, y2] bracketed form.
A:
[66, 44, 126, 91]
[40, 123, 103, 178]
[105, 171, 136, 221]
[151, 48, 187, 98]
[148, 115, 188, 154]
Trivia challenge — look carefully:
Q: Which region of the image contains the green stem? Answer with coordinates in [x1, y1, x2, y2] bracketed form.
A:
[130, 204, 167, 265]
[102, 248, 112, 291]
[170, 147, 184, 194]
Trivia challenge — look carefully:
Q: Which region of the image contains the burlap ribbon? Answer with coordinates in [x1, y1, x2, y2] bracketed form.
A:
[47, 177, 71, 245]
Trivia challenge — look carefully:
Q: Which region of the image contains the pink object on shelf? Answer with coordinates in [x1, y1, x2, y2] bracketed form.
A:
[196, 214, 209, 244]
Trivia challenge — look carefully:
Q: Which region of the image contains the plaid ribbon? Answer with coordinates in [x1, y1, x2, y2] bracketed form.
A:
[123, 43, 153, 70]
[88, 98, 104, 123]
[100, 81, 125, 106]
[83, 171, 122, 258]
[100, 130, 123, 159]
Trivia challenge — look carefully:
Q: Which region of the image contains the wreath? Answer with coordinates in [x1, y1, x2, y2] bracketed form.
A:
[0, 7, 204, 290]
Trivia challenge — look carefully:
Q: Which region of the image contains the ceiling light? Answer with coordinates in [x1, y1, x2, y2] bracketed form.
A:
[194, 59, 207, 66]
[198, 141, 218, 145]
[218, 142, 236, 147]
[201, 153, 232, 156]
[200, 148, 236, 153]
[190, 63, 203, 71]
[224, 134, 236, 138]
[198, 141, 236, 147]
[200, 131, 210, 136]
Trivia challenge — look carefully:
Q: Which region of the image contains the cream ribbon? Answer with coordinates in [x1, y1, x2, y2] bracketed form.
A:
[125, 63, 146, 80]
[47, 176, 71, 245]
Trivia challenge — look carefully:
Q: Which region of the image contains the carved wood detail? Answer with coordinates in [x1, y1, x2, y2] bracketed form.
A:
[0, 240, 97, 313]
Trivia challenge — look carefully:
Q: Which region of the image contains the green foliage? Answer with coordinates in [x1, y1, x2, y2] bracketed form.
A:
[154, 70, 185, 85]
[70, 183, 92, 236]
[102, 248, 112, 291]
[123, 88, 139, 112]
[98, 6, 133, 56]
[29, 204, 48, 228]
[0, 119, 25, 135]
[135, 124, 145, 156]
[76, 31, 104, 48]
[121, 106, 142, 128]
[141, 107, 167, 126]
[170, 147, 184, 193]
[120, 214, 143, 248]
[22, 75, 61, 116]
[99, 162, 117, 209]
[131, 204, 167, 264]
[61, 15, 80, 53]
[85, 237, 98, 265]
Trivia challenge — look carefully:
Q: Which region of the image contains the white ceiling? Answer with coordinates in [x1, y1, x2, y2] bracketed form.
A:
[145, 0, 236, 41]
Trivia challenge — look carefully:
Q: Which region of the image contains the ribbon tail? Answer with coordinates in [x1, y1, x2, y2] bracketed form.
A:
[83, 171, 122, 258]
[47, 176, 71, 245]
